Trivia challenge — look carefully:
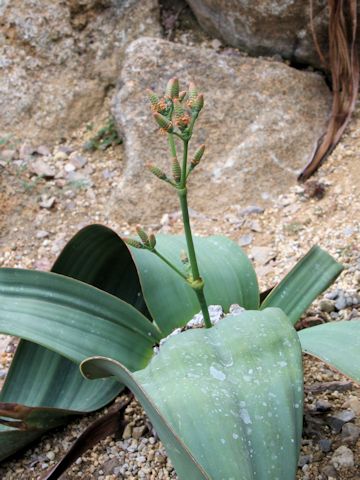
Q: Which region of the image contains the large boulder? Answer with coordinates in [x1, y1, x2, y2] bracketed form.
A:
[0, 0, 160, 143]
[185, 0, 357, 68]
[112, 37, 331, 222]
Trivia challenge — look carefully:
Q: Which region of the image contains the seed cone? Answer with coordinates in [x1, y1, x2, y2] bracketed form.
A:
[147, 163, 168, 181]
[171, 156, 181, 183]
[153, 113, 173, 133]
[136, 226, 149, 245]
[123, 238, 146, 249]
[165, 77, 179, 99]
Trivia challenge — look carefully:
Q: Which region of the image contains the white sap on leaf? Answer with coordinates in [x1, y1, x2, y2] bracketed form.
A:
[239, 408, 252, 425]
[232, 433, 239, 440]
[210, 365, 226, 381]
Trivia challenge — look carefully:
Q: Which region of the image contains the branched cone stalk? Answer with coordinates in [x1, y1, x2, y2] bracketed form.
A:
[145, 77, 211, 328]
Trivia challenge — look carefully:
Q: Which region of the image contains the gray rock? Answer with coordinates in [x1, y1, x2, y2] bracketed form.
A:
[185, 0, 359, 69]
[321, 465, 339, 479]
[112, 37, 330, 221]
[36, 230, 50, 239]
[326, 290, 340, 300]
[330, 445, 354, 469]
[319, 438, 332, 453]
[250, 246, 275, 265]
[327, 410, 356, 433]
[335, 294, 347, 311]
[238, 235, 253, 247]
[29, 159, 56, 178]
[237, 205, 264, 216]
[315, 399, 331, 412]
[0, 0, 160, 143]
[69, 153, 88, 169]
[36, 145, 51, 156]
[298, 455, 311, 467]
[341, 423, 360, 445]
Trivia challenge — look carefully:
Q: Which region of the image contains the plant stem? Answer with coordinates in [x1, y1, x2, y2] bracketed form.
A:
[168, 133, 177, 158]
[177, 187, 212, 328]
[167, 120, 212, 328]
[153, 249, 188, 281]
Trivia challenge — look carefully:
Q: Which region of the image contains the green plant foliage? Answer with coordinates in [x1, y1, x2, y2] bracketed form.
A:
[298, 320, 360, 382]
[83, 117, 122, 151]
[260, 246, 344, 325]
[82, 309, 303, 480]
[130, 234, 259, 336]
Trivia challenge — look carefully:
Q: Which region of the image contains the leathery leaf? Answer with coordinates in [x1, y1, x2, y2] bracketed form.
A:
[82, 308, 303, 479]
[298, 320, 360, 383]
[130, 235, 259, 336]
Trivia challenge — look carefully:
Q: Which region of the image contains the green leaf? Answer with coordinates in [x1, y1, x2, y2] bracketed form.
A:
[298, 320, 360, 382]
[0, 268, 159, 367]
[260, 246, 343, 324]
[131, 235, 259, 336]
[82, 309, 303, 479]
[0, 225, 148, 461]
[0, 268, 159, 461]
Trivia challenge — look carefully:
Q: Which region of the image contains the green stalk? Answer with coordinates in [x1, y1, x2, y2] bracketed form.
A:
[153, 249, 188, 281]
[166, 115, 211, 328]
[177, 187, 211, 328]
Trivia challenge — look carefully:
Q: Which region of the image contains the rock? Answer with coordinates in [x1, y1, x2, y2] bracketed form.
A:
[315, 399, 331, 413]
[54, 151, 69, 162]
[327, 410, 356, 433]
[330, 446, 354, 469]
[0, 0, 160, 143]
[36, 230, 50, 239]
[113, 37, 330, 221]
[36, 145, 51, 156]
[238, 235, 253, 247]
[249, 220, 262, 232]
[0, 149, 16, 162]
[122, 423, 133, 440]
[298, 455, 311, 467]
[132, 425, 147, 439]
[319, 438, 332, 453]
[64, 163, 76, 173]
[342, 395, 360, 416]
[341, 422, 360, 445]
[249, 246, 275, 265]
[321, 465, 339, 479]
[335, 294, 347, 311]
[319, 299, 335, 313]
[237, 205, 264, 216]
[185, 1, 359, 69]
[69, 153, 87, 169]
[39, 196, 56, 209]
[46, 451, 55, 461]
[19, 143, 36, 159]
[29, 159, 56, 178]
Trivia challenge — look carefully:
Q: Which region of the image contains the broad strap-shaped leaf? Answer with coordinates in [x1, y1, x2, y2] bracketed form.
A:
[82, 309, 303, 480]
[298, 320, 360, 383]
[0, 225, 148, 462]
[131, 235, 259, 336]
[260, 246, 343, 324]
[52, 224, 149, 315]
[0, 268, 160, 368]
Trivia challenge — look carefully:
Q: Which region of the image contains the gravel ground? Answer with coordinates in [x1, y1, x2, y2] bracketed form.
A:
[0, 76, 360, 480]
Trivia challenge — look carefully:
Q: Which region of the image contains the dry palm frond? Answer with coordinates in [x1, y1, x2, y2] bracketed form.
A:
[299, 0, 359, 181]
